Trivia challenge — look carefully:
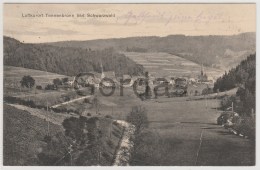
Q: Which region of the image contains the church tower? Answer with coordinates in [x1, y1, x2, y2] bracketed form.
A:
[101, 61, 105, 79]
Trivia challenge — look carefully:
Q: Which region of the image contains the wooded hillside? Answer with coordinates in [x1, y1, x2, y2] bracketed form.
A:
[4, 36, 144, 76]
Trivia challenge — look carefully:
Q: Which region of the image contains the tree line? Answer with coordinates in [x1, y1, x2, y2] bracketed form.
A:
[214, 54, 255, 93]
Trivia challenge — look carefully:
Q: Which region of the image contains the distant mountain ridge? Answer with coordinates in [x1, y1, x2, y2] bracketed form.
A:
[4, 32, 255, 76]
[46, 32, 256, 69]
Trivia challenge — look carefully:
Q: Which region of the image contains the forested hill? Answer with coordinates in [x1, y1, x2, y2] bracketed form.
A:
[213, 53, 255, 94]
[213, 53, 255, 116]
[3, 36, 144, 76]
[46, 32, 256, 67]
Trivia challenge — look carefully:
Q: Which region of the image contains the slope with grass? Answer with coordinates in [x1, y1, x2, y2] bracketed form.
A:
[3, 104, 65, 165]
[3, 103, 125, 166]
[123, 52, 223, 77]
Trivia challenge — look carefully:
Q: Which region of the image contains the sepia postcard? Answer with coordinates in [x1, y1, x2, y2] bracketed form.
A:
[1, 2, 257, 167]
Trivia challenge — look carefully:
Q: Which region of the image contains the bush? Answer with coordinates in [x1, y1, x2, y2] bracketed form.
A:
[105, 115, 113, 119]
[217, 111, 239, 126]
[202, 87, 213, 95]
[217, 111, 255, 139]
[45, 84, 56, 90]
[84, 98, 91, 103]
[217, 112, 230, 125]
[126, 106, 149, 134]
[62, 77, 69, 84]
[53, 78, 62, 86]
[220, 95, 237, 110]
[20, 75, 35, 88]
[63, 96, 70, 102]
[233, 116, 255, 139]
[36, 85, 42, 90]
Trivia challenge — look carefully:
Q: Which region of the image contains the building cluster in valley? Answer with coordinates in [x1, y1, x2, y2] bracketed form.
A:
[60, 63, 216, 97]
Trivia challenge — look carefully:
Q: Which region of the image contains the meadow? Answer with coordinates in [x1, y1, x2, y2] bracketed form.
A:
[69, 87, 255, 166]
[4, 66, 69, 86]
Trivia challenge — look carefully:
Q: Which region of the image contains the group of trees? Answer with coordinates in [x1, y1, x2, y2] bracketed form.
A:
[20, 75, 35, 88]
[20, 75, 70, 91]
[40, 77, 69, 90]
[4, 37, 144, 77]
[50, 77, 69, 88]
[39, 116, 103, 165]
[20, 75, 43, 91]
[53, 78, 64, 86]
[126, 106, 157, 165]
[126, 106, 149, 134]
[213, 53, 255, 93]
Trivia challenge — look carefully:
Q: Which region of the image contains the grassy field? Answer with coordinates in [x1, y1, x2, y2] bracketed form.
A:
[4, 66, 69, 85]
[74, 87, 255, 166]
[123, 52, 224, 78]
[60, 87, 141, 119]
[139, 98, 254, 165]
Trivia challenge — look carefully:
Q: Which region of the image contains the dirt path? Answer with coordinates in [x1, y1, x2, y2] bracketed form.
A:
[113, 120, 135, 166]
[187, 87, 238, 101]
[12, 91, 67, 98]
[6, 103, 72, 125]
[50, 95, 92, 108]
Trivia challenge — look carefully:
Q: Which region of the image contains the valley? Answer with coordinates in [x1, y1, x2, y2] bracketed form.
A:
[3, 33, 256, 166]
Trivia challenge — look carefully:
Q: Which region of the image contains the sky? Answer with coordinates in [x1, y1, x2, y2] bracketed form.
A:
[4, 3, 256, 43]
